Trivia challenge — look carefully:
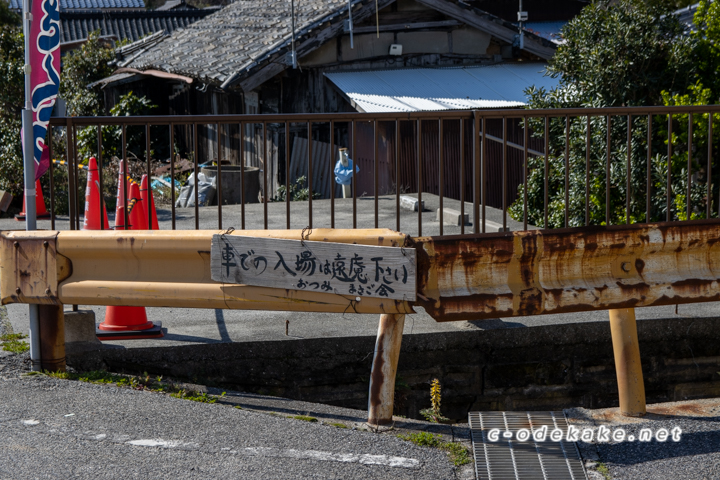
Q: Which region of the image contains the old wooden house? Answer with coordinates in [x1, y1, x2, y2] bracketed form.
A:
[99, 0, 567, 205]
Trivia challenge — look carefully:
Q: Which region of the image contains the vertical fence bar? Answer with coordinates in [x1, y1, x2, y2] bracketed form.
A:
[146, 123, 152, 230]
[330, 120, 336, 229]
[73, 126, 80, 230]
[667, 114, 673, 221]
[503, 117, 508, 231]
[523, 116, 528, 231]
[97, 124, 103, 230]
[708, 113, 713, 219]
[308, 121, 313, 229]
[170, 123, 176, 230]
[564, 115, 569, 228]
[646, 115, 652, 223]
[473, 112, 480, 234]
[263, 122, 268, 230]
[240, 121, 246, 230]
[217, 123, 223, 230]
[396, 120, 400, 232]
[352, 120, 357, 229]
[482, 116, 487, 233]
[193, 123, 199, 230]
[586, 115, 590, 226]
[374, 119, 379, 229]
[626, 115, 632, 224]
[417, 119, 422, 237]
[122, 124, 129, 230]
[606, 115, 611, 225]
[687, 113, 693, 221]
[67, 123, 72, 230]
[285, 121, 290, 229]
[48, 125, 55, 229]
[543, 116, 549, 229]
[460, 118, 465, 235]
[439, 119, 444, 235]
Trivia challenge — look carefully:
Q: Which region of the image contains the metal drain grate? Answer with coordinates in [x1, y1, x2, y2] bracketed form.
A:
[468, 411, 588, 480]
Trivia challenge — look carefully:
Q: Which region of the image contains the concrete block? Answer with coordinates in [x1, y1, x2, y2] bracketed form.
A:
[400, 195, 424, 212]
[64, 309, 101, 354]
[478, 219, 509, 232]
[436, 208, 469, 226]
[0, 190, 13, 212]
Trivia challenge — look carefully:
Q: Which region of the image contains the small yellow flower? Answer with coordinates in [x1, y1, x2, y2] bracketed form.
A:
[430, 378, 442, 416]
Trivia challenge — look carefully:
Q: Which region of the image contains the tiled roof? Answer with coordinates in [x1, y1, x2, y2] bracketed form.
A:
[60, 9, 215, 43]
[128, 0, 381, 87]
[128, 0, 556, 88]
[9, 0, 145, 10]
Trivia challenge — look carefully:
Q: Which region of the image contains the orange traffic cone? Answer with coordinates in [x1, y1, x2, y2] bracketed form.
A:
[140, 175, 160, 230]
[15, 179, 51, 220]
[82, 157, 110, 230]
[127, 181, 148, 230]
[98, 169, 163, 340]
[113, 161, 129, 230]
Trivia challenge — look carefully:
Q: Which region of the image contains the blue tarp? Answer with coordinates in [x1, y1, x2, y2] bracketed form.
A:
[334, 159, 359, 185]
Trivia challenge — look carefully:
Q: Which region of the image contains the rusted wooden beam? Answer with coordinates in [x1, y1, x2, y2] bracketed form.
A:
[414, 220, 720, 321]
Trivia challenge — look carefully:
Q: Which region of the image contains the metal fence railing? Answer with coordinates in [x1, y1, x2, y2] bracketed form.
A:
[46, 105, 720, 236]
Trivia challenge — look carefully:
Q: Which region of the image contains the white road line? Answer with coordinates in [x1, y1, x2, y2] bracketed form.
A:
[242, 447, 421, 469]
[126, 439, 198, 449]
[16, 420, 422, 470]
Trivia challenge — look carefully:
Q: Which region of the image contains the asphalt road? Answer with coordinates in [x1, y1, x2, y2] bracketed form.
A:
[0, 352, 466, 480]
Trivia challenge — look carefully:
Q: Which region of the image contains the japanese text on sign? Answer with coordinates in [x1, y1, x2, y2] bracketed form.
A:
[211, 235, 416, 301]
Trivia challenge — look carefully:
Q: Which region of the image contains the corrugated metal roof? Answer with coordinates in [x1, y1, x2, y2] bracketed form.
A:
[9, 0, 145, 9]
[524, 21, 566, 44]
[325, 63, 560, 113]
[671, 2, 699, 29]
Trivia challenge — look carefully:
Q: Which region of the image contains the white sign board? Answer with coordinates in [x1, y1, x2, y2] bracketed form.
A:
[211, 235, 416, 301]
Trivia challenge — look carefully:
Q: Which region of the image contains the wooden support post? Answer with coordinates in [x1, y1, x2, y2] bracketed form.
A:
[609, 308, 646, 417]
[368, 313, 405, 426]
[38, 304, 66, 372]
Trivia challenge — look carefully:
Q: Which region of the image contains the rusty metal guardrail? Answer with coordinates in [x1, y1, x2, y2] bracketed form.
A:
[4, 222, 720, 320]
[4, 220, 720, 423]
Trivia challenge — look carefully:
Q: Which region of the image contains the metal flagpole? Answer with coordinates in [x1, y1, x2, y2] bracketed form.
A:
[22, 0, 41, 371]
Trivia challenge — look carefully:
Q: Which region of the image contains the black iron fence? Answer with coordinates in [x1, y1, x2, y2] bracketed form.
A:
[46, 105, 720, 236]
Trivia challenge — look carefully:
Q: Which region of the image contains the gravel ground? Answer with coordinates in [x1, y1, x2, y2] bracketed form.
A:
[568, 404, 720, 480]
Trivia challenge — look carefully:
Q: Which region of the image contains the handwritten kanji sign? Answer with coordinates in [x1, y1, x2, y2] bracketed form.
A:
[211, 235, 416, 301]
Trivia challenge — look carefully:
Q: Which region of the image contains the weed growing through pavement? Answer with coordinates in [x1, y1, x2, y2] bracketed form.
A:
[419, 378, 450, 423]
[329, 422, 348, 429]
[170, 390, 226, 403]
[596, 463, 612, 480]
[30, 369, 202, 398]
[289, 415, 318, 423]
[397, 432, 471, 467]
[1, 332, 29, 354]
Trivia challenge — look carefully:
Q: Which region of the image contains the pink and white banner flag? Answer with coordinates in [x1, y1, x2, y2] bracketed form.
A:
[29, 0, 60, 180]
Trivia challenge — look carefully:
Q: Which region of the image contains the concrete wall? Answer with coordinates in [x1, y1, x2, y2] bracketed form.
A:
[68, 317, 720, 421]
